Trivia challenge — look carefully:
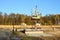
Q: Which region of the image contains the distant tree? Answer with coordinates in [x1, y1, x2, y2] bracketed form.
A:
[15, 14, 21, 25]
[0, 12, 3, 24]
[25, 16, 33, 25]
[40, 17, 45, 25]
[54, 15, 60, 25]
[4, 13, 8, 24]
[8, 13, 16, 25]
[19, 14, 26, 24]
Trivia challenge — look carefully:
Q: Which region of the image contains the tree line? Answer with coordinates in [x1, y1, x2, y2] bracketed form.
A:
[0, 12, 33, 25]
[0, 12, 60, 25]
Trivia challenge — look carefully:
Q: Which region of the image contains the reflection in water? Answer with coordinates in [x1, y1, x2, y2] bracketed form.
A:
[25, 31, 54, 37]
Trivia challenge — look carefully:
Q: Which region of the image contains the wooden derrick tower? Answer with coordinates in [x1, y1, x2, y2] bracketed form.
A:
[31, 6, 41, 24]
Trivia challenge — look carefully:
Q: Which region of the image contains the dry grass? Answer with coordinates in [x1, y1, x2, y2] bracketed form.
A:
[0, 25, 60, 29]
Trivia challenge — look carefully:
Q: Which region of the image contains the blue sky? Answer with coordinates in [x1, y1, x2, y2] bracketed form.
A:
[0, 0, 60, 16]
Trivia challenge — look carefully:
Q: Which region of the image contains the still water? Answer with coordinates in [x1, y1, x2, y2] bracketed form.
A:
[26, 32, 54, 37]
[25, 31, 54, 37]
